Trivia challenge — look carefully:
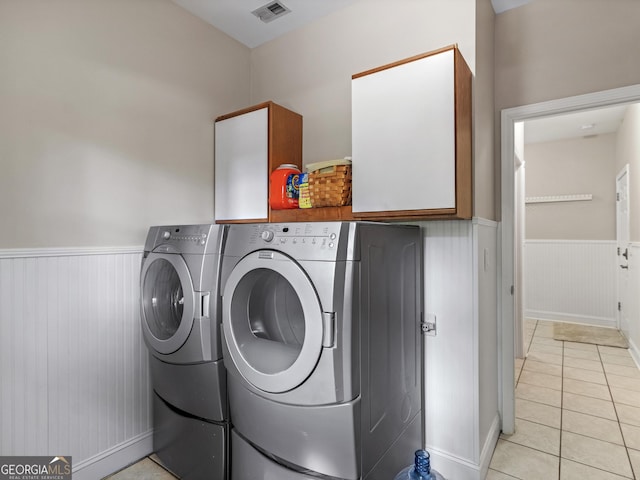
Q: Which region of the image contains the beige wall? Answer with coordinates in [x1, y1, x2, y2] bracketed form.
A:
[0, 0, 250, 248]
[1, 0, 501, 250]
[474, 0, 496, 220]
[249, 0, 498, 217]
[495, 0, 640, 218]
[495, 0, 640, 111]
[616, 104, 640, 241]
[524, 134, 617, 240]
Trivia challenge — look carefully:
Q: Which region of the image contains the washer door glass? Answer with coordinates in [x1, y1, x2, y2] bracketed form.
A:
[223, 251, 324, 393]
[141, 253, 195, 354]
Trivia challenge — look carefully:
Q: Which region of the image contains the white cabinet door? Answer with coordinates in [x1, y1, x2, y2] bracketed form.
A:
[352, 49, 456, 213]
[215, 108, 269, 221]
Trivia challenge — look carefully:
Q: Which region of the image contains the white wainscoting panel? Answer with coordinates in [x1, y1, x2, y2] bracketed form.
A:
[421, 220, 475, 467]
[413, 219, 499, 480]
[524, 240, 617, 327]
[0, 248, 151, 477]
[473, 219, 500, 480]
[409, 219, 497, 480]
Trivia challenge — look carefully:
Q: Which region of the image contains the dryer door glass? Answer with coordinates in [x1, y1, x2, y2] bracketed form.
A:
[244, 268, 305, 368]
[142, 258, 184, 340]
[223, 251, 324, 393]
[140, 254, 195, 354]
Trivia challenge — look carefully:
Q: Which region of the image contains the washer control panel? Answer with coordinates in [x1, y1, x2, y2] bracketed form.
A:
[147, 224, 223, 255]
[224, 222, 353, 261]
[161, 229, 208, 246]
[253, 224, 338, 248]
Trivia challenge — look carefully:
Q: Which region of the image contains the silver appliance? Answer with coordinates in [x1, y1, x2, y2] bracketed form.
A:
[220, 222, 423, 480]
[140, 224, 228, 480]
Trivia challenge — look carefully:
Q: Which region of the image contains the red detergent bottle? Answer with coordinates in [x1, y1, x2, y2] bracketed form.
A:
[270, 164, 301, 209]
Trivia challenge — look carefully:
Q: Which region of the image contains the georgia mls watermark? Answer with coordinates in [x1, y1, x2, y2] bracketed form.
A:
[0, 456, 72, 480]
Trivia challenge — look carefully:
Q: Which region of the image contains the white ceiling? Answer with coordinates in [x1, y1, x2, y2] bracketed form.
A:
[491, 0, 532, 14]
[172, 0, 360, 48]
[172, 0, 533, 49]
[524, 105, 629, 144]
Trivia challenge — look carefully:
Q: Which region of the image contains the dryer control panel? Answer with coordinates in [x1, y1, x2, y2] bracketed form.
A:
[145, 224, 225, 255]
[224, 222, 357, 261]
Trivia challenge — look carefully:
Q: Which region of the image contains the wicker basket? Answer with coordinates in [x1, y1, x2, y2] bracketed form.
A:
[308, 165, 352, 207]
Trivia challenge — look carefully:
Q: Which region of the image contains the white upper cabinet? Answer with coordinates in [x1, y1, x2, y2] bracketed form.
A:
[214, 102, 302, 223]
[351, 45, 472, 220]
[215, 107, 269, 222]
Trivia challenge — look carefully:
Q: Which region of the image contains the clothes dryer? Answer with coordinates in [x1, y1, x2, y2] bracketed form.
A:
[220, 222, 423, 480]
[140, 224, 228, 480]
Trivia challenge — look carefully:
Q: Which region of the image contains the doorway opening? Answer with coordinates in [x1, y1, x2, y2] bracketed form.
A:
[499, 84, 640, 434]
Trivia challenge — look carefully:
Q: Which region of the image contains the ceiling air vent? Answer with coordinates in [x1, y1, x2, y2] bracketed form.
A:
[252, 1, 291, 23]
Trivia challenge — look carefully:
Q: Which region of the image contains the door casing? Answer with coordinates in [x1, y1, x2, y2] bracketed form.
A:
[500, 84, 640, 435]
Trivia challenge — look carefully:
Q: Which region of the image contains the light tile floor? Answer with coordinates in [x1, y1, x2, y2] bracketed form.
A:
[108, 319, 640, 480]
[103, 454, 177, 479]
[487, 319, 640, 480]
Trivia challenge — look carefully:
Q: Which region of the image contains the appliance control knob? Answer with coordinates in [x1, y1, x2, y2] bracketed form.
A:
[162, 231, 171, 240]
[261, 230, 275, 242]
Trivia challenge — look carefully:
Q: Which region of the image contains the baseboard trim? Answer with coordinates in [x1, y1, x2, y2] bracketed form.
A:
[626, 335, 640, 370]
[426, 449, 482, 480]
[72, 430, 153, 480]
[426, 414, 500, 480]
[525, 311, 616, 329]
[479, 414, 501, 480]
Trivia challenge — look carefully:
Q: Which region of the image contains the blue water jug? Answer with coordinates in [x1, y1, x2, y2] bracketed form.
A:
[393, 450, 445, 480]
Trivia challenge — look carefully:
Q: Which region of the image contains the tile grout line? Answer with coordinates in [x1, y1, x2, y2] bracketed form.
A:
[555, 330, 621, 478]
[559, 340, 637, 478]
[514, 321, 640, 480]
[553, 340, 627, 478]
[524, 321, 564, 478]
[600, 345, 637, 480]
[493, 320, 548, 480]
[146, 455, 178, 479]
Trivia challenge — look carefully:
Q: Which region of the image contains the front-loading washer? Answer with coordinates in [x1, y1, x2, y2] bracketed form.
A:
[140, 224, 228, 480]
[220, 222, 423, 480]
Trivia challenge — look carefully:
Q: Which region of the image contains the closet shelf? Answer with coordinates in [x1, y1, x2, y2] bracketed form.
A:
[525, 194, 593, 204]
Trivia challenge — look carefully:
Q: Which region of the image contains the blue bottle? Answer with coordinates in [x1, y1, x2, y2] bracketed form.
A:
[394, 450, 445, 480]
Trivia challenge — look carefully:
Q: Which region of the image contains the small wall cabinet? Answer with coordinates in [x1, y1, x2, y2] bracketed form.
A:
[214, 101, 302, 223]
[351, 45, 472, 220]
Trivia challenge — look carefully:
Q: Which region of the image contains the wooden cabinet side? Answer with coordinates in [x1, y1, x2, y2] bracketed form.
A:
[454, 48, 473, 220]
[269, 103, 303, 173]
